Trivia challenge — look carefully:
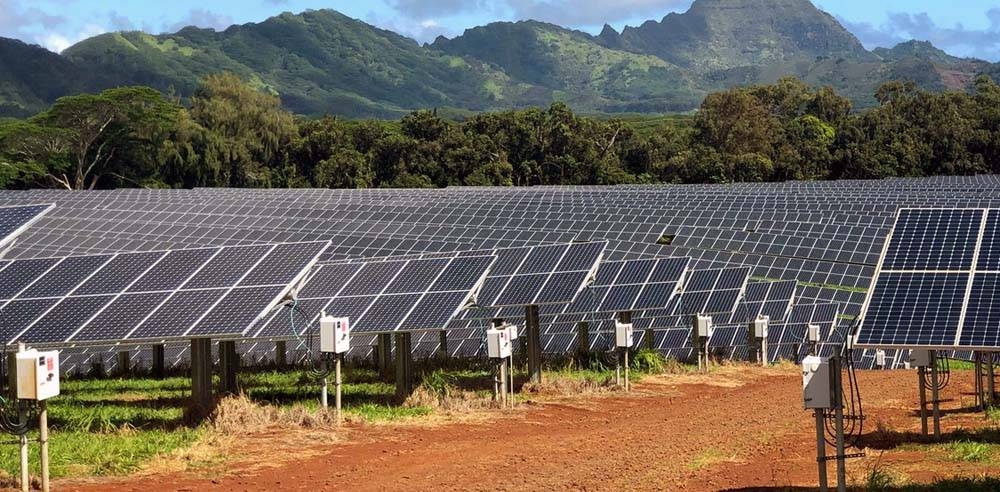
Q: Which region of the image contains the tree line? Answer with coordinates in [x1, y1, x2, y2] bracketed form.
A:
[1, 72, 999, 190]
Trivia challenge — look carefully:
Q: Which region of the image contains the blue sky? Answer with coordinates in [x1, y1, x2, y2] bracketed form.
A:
[2, 0, 998, 61]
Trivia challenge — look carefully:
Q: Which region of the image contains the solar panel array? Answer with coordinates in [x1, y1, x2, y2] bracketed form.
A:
[0, 242, 328, 346]
[8, 177, 1000, 369]
[857, 208, 1000, 350]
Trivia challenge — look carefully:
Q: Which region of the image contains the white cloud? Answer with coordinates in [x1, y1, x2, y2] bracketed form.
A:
[502, 0, 691, 26]
[838, 9, 1000, 62]
[166, 8, 234, 33]
[39, 23, 107, 53]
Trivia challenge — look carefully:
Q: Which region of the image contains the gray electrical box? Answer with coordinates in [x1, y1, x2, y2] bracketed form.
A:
[908, 350, 932, 367]
[807, 324, 821, 343]
[751, 316, 769, 339]
[802, 355, 832, 409]
[693, 315, 713, 339]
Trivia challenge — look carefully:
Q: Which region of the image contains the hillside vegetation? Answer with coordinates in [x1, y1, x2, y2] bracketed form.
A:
[0, 0, 997, 117]
[1, 73, 998, 190]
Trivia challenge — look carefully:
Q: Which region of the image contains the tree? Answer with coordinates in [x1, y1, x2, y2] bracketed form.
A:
[36, 86, 177, 189]
[189, 73, 297, 187]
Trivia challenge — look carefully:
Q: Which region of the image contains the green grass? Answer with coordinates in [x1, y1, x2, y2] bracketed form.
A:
[946, 441, 995, 463]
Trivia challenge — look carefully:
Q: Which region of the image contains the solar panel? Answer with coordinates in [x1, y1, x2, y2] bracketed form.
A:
[0, 204, 54, 251]
[252, 254, 496, 337]
[856, 208, 1000, 349]
[475, 242, 605, 307]
[670, 267, 750, 315]
[0, 241, 329, 347]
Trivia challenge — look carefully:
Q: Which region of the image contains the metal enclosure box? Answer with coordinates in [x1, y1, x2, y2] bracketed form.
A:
[802, 355, 832, 409]
[320, 315, 351, 354]
[615, 321, 634, 348]
[15, 349, 59, 400]
[752, 316, 769, 339]
[486, 328, 511, 359]
[693, 315, 713, 339]
[506, 324, 519, 341]
[908, 349, 932, 367]
[875, 349, 886, 368]
[807, 324, 821, 343]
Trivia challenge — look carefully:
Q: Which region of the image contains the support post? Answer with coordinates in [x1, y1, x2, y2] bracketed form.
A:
[116, 351, 130, 376]
[275, 341, 287, 369]
[498, 359, 508, 408]
[988, 352, 997, 407]
[190, 338, 214, 416]
[525, 304, 541, 384]
[377, 333, 392, 381]
[644, 328, 655, 351]
[335, 355, 343, 423]
[974, 353, 982, 410]
[438, 330, 449, 359]
[18, 428, 27, 492]
[815, 409, 828, 492]
[576, 321, 589, 359]
[624, 349, 630, 392]
[218, 341, 239, 396]
[931, 352, 941, 438]
[39, 400, 49, 492]
[320, 359, 329, 409]
[833, 356, 846, 492]
[918, 366, 928, 436]
[394, 332, 413, 400]
[151, 344, 165, 378]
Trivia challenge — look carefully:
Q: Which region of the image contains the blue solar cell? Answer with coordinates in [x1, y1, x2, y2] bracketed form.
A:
[188, 286, 285, 336]
[857, 272, 966, 346]
[74, 252, 166, 295]
[353, 294, 421, 333]
[18, 295, 115, 343]
[633, 282, 676, 310]
[555, 242, 605, 271]
[976, 210, 1000, 271]
[0, 258, 59, 299]
[385, 258, 450, 294]
[0, 298, 59, 343]
[238, 242, 328, 287]
[20, 255, 113, 298]
[71, 292, 171, 342]
[0, 205, 50, 247]
[429, 256, 494, 292]
[519, 245, 567, 274]
[338, 261, 408, 296]
[399, 291, 468, 330]
[648, 258, 689, 283]
[126, 248, 217, 292]
[129, 289, 227, 340]
[184, 244, 273, 289]
[493, 274, 548, 306]
[958, 273, 1000, 348]
[297, 263, 364, 298]
[882, 209, 982, 271]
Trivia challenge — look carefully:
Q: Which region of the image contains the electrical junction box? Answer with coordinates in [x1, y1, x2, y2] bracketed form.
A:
[807, 324, 821, 343]
[320, 315, 351, 354]
[16, 349, 59, 401]
[506, 324, 519, 341]
[802, 355, 832, 409]
[486, 328, 511, 359]
[875, 349, 887, 368]
[693, 315, 713, 339]
[908, 350, 932, 367]
[615, 321, 634, 348]
[752, 316, 769, 339]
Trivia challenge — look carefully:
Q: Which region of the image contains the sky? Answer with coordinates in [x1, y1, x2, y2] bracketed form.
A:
[1, 0, 998, 61]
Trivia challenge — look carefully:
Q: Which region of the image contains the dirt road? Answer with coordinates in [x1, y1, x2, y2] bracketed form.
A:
[61, 366, 990, 491]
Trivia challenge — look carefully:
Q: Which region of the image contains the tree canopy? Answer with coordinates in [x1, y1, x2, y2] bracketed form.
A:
[2, 73, 999, 190]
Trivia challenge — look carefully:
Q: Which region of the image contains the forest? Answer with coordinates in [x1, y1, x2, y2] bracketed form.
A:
[1, 72, 998, 190]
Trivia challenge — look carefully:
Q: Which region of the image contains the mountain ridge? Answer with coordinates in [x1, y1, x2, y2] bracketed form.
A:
[0, 0, 997, 118]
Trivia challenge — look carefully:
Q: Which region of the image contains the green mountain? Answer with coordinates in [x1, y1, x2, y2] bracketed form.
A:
[62, 10, 538, 118]
[0, 38, 89, 117]
[600, 0, 874, 71]
[0, 0, 997, 118]
[431, 20, 704, 112]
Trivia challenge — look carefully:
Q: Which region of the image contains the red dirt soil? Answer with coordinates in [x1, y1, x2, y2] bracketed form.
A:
[60, 366, 997, 491]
